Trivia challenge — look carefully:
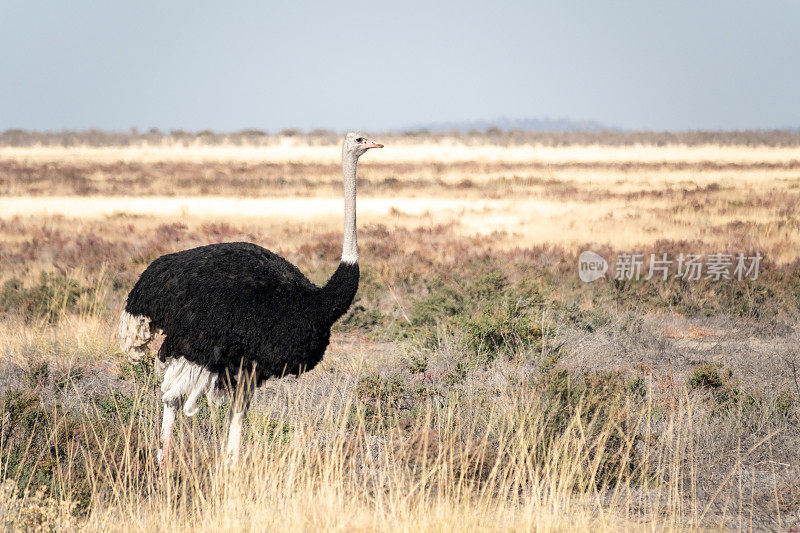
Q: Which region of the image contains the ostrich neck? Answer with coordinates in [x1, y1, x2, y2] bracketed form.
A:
[313, 149, 361, 326]
[341, 152, 358, 264]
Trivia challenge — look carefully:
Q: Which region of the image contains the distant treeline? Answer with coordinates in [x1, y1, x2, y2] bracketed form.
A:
[2, 128, 800, 147]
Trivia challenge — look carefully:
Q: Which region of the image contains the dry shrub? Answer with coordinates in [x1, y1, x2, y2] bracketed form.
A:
[0, 479, 77, 532]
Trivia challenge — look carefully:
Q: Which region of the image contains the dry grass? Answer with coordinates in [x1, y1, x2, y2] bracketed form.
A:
[0, 358, 773, 532]
[1, 136, 799, 531]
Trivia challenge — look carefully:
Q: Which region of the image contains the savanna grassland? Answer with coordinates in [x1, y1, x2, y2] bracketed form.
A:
[1, 131, 799, 531]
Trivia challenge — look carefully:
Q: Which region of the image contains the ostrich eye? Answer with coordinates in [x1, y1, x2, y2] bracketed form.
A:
[356, 137, 364, 143]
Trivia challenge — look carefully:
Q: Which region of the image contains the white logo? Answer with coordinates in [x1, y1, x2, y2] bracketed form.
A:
[578, 251, 608, 282]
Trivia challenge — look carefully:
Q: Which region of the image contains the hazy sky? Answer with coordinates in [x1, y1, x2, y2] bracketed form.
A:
[1, 1, 798, 132]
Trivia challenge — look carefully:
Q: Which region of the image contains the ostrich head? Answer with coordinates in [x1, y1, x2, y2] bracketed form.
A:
[343, 132, 383, 158]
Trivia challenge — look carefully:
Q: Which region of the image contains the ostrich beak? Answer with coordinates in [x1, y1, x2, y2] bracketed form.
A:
[364, 141, 384, 149]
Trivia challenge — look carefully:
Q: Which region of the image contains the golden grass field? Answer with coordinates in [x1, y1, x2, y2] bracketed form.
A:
[3, 137, 800, 262]
[1, 134, 799, 531]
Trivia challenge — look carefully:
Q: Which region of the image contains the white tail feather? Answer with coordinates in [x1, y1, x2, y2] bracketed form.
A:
[118, 311, 154, 361]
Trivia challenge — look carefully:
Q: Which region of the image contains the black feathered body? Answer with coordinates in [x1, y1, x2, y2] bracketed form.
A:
[124, 242, 359, 387]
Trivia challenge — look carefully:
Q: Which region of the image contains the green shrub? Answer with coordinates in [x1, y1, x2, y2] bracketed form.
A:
[95, 392, 136, 421]
[775, 390, 797, 419]
[688, 363, 729, 390]
[687, 363, 745, 409]
[405, 352, 428, 374]
[409, 279, 464, 330]
[119, 358, 157, 388]
[400, 269, 549, 361]
[26, 361, 50, 388]
[457, 304, 543, 359]
[1, 391, 41, 440]
[355, 375, 409, 409]
[0, 272, 100, 322]
[354, 375, 420, 432]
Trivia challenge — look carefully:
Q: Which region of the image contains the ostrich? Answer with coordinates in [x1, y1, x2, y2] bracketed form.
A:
[118, 132, 382, 472]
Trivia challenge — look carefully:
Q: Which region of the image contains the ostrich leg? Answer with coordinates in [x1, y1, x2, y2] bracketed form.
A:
[225, 399, 252, 465]
[226, 408, 247, 462]
[225, 374, 254, 466]
[158, 402, 177, 479]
